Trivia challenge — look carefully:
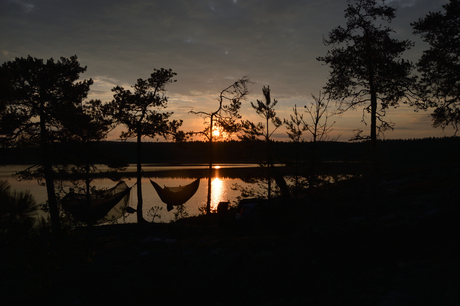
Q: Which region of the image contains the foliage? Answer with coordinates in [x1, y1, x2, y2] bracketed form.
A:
[172, 204, 189, 221]
[108, 68, 182, 222]
[317, 0, 416, 143]
[64, 99, 114, 145]
[0, 55, 94, 232]
[0, 180, 45, 244]
[110, 68, 183, 141]
[239, 86, 282, 142]
[412, 0, 460, 135]
[239, 86, 283, 200]
[147, 206, 163, 223]
[0, 56, 93, 145]
[284, 104, 307, 143]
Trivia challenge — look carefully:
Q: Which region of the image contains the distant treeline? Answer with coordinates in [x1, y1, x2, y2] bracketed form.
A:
[2, 137, 458, 172]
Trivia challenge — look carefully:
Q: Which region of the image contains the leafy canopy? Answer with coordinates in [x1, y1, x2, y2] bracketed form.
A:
[239, 86, 282, 141]
[317, 0, 415, 139]
[412, 0, 460, 135]
[0, 55, 93, 145]
[110, 68, 181, 140]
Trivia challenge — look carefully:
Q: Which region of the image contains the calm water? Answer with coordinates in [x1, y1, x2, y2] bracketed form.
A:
[0, 164, 255, 224]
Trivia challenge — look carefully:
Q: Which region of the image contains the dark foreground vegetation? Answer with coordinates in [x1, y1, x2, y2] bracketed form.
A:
[1, 155, 459, 305]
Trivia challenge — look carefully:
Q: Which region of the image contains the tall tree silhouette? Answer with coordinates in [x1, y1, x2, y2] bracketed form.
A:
[412, 0, 460, 135]
[190, 77, 251, 214]
[317, 0, 416, 169]
[60, 99, 123, 224]
[240, 86, 282, 200]
[109, 69, 182, 222]
[0, 55, 93, 232]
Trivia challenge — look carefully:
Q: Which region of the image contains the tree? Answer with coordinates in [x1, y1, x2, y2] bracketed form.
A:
[109, 68, 182, 222]
[0, 55, 93, 232]
[240, 86, 282, 200]
[283, 104, 306, 196]
[317, 0, 416, 167]
[412, 0, 460, 135]
[284, 104, 306, 144]
[190, 77, 251, 214]
[303, 92, 338, 143]
[59, 98, 124, 225]
[284, 92, 338, 195]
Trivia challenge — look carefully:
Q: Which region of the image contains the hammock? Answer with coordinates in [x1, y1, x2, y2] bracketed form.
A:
[150, 178, 200, 211]
[61, 181, 131, 224]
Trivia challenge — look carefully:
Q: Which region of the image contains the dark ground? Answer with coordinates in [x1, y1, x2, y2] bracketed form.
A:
[1, 162, 460, 305]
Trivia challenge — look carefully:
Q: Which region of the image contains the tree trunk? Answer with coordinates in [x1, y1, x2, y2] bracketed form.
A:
[85, 161, 91, 215]
[136, 130, 145, 222]
[85, 156, 92, 230]
[368, 63, 379, 177]
[370, 91, 377, 165]
[366, 31, 379, 201]
[365, 30, 378, 173]
[206, 115, 214, 215]
[266, 116, 271, 201]
[43, 163, 60, 232]
[40, 118, 61, 233]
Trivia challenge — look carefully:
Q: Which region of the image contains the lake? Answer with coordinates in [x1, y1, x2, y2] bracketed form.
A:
[0, 164, 258, 224]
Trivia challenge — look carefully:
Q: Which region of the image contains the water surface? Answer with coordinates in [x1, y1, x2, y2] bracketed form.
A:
[0, 164, 255, 223]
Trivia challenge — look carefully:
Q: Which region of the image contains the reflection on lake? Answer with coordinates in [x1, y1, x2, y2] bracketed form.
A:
[0, 164, 253, 224]
[210, 177, 226, 211]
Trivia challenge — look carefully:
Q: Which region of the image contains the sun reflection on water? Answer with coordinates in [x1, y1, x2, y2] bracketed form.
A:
[211, 177, 227, 211]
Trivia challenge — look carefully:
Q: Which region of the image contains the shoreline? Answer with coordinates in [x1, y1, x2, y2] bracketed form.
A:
[1, 161, 369, 180]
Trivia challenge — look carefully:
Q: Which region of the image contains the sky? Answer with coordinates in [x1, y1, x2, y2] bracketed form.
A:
[0, 0, 453, 141]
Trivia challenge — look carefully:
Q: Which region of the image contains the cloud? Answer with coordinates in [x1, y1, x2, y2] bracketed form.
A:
[386, 0, 416, 7]
[0, 0, 451, 140]
[1, 0, 35, 13]
[3, 0, 340, 93]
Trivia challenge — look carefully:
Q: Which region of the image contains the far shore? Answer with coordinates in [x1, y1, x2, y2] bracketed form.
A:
[1, 161, 369, 180]
[47, 161, 368, 180]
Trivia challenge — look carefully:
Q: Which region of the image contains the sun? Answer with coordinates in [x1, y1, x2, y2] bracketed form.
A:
[212, 129, 220, 137]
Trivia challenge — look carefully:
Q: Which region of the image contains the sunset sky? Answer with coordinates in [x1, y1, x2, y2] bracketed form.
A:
[1, 0, 453, 141]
